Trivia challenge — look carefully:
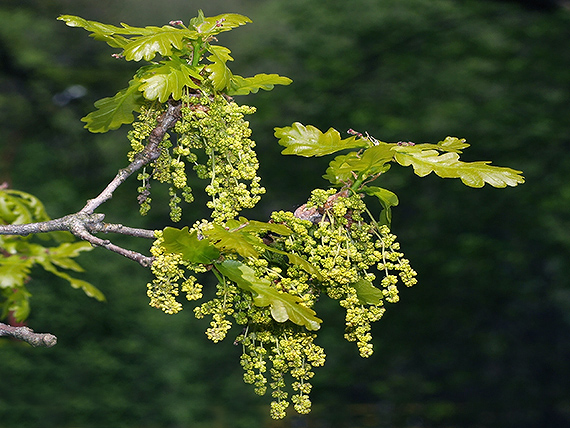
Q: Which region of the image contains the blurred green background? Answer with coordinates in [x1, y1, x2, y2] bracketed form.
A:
[1, 0, 569, 426]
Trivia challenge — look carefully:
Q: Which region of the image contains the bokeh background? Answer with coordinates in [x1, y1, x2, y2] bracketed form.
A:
[1, 0, 569, 427]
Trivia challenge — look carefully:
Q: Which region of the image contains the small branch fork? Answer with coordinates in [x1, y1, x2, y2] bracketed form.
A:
[0, 322, 57, 347]
[0, 99, 182, 268]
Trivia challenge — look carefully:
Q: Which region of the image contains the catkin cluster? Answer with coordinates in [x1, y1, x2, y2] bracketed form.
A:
[147, 188, 416, 418]
[147, 230, 206, 314]
[270, 188, 417, 358]
[175, 91, 265, 222]
[128, 91, 264, 222]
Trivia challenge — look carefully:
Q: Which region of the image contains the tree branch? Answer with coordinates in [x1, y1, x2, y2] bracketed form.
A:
[81, 100, 182, 215]
[0, 99, 182, 267]
[0, 322, 57, 347]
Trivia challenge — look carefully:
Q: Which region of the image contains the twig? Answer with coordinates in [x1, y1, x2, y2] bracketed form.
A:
[0, 322, 57, 347]
[70, 221, 154, 267]
[94, 223, 156, 239]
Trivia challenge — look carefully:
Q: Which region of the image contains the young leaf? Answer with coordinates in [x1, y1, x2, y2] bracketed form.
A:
[263, 246, 324, 281]
[122, 30, 187, 62]
[403, 136, 470, 153]
[435, 136, 470, 153]
[162, 226, 220, 264]
[362, 186, 399, 226]
[323, 145, 394, 185]
[393, 148, 525, 188]
[228, 74, 292, 96]
[205, 46, 234, 91]
[204, 224, 261, 259]
[0, 189, 50, 225]
[352, 279, 384, 305]
[66, 277, 106, 302]
[1, 287, 32, 322]
[275, 123, 369, 157]
[30, 241, 92, 274]
[58, 15, 131, 48]
[233, 217, 292, 236]
[216, 260, 322, 331]
[82, 79, 144, 133]
[0, 256, 33, 288]
[193, 13, 252, 36]
[139, 60, 202, 102]
[59, 15, 198, 58]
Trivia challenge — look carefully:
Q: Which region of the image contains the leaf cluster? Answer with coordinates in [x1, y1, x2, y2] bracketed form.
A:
[275, 123, 525, 224]
[59, 11, 291, 133]
[0, 189, 101, 322]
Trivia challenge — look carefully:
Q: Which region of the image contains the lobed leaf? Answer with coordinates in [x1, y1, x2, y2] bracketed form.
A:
[361, 186, 399, 226]
[81, 79, 144, 133]
[402, 136, 470, 153]
[1, 287, 31, 322]
[216, 260, 322, 330]
[275, 123, 369, 157]
[228, 74, 292, 96]
[59, 15, 199, 58]
[323, 145, 393, 185]
[393, 148, 525, 188]
[58, 15, 131, 48]
[193, 13, 252, 36]
[205, 46, 234, 91]
[162, 226, 220, 264]
[226, 217, 292, 237]
[0, 189, 50, 225]
[205, 224, 261, 259]
[122, 31, 187, 62]
[139, 60, 202, 102]
[40, 242, 94, 272]
[352, 279, 384, 305]
[0, 256, 34, 289]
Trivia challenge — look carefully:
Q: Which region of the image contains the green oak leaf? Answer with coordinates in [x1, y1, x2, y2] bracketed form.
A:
[216, 260, 322, 330]
[362, 186, 399, 226]
[262, 246, 324, 281]
[162, 226, 220, 264]
[206, 218, 321, 279]
[275, 122, 369, 157]
[204, 224, 260, 259]
[59, 15, 198, 59]
[82, 79, 144, 133]
[352, 279, 384, 305]
[58, 15, 131, 48]
[402, 136, 471, 153]
[393, 148, 525, 188]
[0, 189, 50, 225]
[226, 217, 292, 237]
[40, 242, 94, 272]
[0, 256, 33, 288]
[228, 74, 292, 96]
[434, 136, 470, 153]
[205, 45, 234, 91]
[139, 60, 202, 102]
[1, 287, 32, 322]
[193, 13, 252, 36]
[122, 30, 187, 62]
[323, 145, 394, 185]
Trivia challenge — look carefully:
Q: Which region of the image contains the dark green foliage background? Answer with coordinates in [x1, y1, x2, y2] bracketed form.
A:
[1, 0, 569, 426]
